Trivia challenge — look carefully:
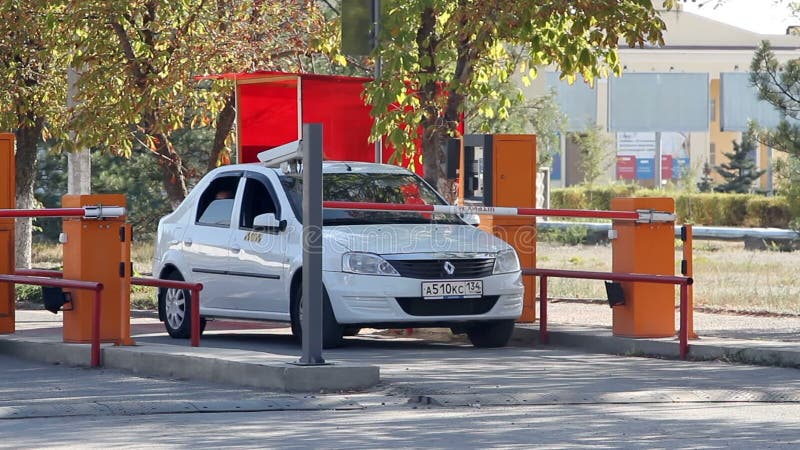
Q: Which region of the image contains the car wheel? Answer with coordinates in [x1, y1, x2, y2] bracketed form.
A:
[465, 319, 516, 348]
[159, 271, 206, 339]
[290, 283, 344, 349]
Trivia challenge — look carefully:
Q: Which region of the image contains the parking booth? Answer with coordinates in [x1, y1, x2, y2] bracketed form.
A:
[611, 197, 676, 338]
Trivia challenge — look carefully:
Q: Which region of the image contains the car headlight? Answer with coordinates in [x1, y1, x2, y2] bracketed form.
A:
[342, 252, 400, 276]
[493, 248, 520, 274]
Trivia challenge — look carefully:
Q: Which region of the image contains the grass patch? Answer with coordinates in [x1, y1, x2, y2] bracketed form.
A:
[537, 225, 589, 245]
[20, 239, 800, 315]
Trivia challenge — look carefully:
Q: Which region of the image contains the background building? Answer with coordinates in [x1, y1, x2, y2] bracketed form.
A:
[524, 6, 800, 191]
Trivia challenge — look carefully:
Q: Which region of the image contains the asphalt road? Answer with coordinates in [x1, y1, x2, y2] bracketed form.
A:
[3, 330, 800, 449]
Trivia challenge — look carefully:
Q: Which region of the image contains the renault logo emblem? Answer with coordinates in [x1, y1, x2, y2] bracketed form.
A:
[443, 261, 455, 275]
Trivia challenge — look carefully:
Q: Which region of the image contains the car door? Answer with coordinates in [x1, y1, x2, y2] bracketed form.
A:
[226, 171, 288, 312]
[183, 173, 242, 310]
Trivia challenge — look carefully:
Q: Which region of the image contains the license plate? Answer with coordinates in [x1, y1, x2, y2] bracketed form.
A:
[421, 280, 483, 299]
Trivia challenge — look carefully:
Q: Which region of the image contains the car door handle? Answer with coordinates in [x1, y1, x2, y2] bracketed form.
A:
[231, 245, 241, 253]
[183, 238, 193, 246]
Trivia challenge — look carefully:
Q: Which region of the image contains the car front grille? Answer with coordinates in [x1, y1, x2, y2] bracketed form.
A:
[395, 296, 499, 316]
[387, 258, 495, 279]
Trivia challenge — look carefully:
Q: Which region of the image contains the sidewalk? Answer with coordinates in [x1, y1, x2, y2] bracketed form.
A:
[1, 304, 798, 394]
[516, 300, 800, 366]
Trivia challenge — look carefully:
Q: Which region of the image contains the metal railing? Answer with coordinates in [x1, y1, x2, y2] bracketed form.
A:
[538, 220, 799, 241]
[131, 277, 203, 347]
[0, 274, 104, 367]
[523, 268, 694, 359]
[15, 269, 204, 349]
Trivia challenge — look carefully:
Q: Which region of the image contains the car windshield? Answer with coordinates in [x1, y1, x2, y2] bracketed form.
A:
[280, 171, 464, 225]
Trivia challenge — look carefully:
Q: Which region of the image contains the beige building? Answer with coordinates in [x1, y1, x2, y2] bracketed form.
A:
[525, 7, 800, 191]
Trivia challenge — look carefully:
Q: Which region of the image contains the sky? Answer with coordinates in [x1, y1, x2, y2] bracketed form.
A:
[680, 0, 797, 35]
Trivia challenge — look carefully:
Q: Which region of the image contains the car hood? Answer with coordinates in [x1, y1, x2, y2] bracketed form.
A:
[323, 223, 516, 256]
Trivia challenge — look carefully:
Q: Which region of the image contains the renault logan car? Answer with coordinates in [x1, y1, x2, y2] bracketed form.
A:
[152, 162, 524, 348]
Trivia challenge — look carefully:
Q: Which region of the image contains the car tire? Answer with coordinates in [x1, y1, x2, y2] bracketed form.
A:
[159, 270, 206, 339]
[290, 283, 344, 349]
[465, 319, 516, 348]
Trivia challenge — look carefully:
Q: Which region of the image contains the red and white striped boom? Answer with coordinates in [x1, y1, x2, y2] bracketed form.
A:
[322, 201, 674, 223]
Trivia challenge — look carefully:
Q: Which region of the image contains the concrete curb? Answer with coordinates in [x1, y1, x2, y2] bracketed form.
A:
[505, 325, 800, 368]
[103, 345, 380, 392]
[0, 336, 380, 393]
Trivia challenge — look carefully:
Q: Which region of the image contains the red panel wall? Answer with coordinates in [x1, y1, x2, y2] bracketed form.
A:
[237, 79, 299, 164]
[300, 78, 373, 162]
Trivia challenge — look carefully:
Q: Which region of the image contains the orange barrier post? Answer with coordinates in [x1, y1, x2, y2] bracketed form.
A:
[61, 194, 133, 345]
[0, 133, 15, 334]
[611, 197, 676, 338]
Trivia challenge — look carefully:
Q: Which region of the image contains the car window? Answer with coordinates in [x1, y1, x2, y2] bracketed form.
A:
[240, 177, 278, 229]
[280, 172, 464, 226]
[197, 199, 235, 226]
[196, 176, 240, 227]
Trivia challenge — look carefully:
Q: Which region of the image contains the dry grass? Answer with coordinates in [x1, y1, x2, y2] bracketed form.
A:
[26, 240, 800, 315]
[29, 241, 157, 310]
[537, 241, 800, 315]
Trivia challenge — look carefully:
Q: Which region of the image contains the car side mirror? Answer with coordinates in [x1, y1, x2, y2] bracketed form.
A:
[460, 213, 480, 227]
[253, 213, 286, 232]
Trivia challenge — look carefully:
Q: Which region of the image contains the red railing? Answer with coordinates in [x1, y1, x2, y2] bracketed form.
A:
[0, 274, 104, 367]
[523, 268, 694, 359]
[15, 269, 204, 348]
[130, 277, 203, 347]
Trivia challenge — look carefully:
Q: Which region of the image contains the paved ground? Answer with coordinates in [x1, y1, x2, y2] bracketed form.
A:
[2, 341, 800, 448]
[2, 305, 800, 448]
[546, 300, 800, 342]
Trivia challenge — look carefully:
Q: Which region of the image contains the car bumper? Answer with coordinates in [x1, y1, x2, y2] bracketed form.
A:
[322, 270, 524, 325]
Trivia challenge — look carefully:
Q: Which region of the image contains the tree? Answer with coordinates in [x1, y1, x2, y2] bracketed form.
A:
[569, 124, 614, 185]
[697, 162, 714, 192]
[469, 85, 567, 167]
[0, 1, 69, 268]
[750, 41, 800, 157]
[750, 33, 800, 223]
[714, 131, 765, 193]
[364, 0, 672, 197]
[65, 0, 327, 207]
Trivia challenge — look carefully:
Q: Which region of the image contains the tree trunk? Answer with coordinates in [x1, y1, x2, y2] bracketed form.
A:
[155, 134, 189, 209]
[14, 117, 44, 269]
[208, 92, 237, 171]
[421, 118, 453, 201]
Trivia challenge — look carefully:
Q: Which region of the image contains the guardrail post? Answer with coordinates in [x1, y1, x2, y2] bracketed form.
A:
[0, 133, 14, 334]
[91, 288, 103, 367]
[681, 224, 697, 339]
[539, 275, 548, 344]
[191, 286, 201, 347]
[680, 282, 689, 360]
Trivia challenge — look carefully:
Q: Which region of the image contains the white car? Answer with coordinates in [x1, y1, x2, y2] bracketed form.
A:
[152, 162, 524, 348]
